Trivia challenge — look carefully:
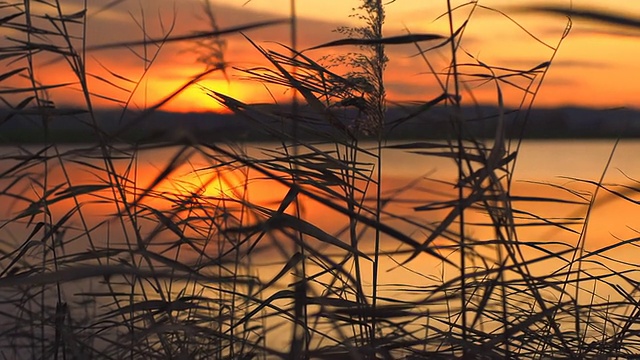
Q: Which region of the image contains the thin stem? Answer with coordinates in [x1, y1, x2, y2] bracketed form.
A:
[370, 0, 386, 351]
[288, 1, 309, 358]
[445, 0, 467, 355]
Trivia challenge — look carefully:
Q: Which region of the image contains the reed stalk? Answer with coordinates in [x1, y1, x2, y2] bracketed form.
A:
[1, 1, 639, 359]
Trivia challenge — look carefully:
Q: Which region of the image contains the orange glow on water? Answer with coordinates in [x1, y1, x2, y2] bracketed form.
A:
[2, 141, 640, 311]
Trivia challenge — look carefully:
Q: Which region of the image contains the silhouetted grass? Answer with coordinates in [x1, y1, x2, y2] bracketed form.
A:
[1, 1, 639, 359]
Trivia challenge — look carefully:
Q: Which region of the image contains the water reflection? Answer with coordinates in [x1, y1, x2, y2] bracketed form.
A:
[1, 140, 639, 354]
[1, 141, 639, 287]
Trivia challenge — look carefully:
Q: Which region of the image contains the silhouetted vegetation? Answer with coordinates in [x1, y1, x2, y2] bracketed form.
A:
[1, 1, 639, 359]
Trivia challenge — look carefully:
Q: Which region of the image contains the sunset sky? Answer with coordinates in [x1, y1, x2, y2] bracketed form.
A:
[3, 0, 640, 113]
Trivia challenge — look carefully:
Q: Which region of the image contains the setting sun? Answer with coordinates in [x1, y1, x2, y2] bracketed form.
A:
[3, 1, 639, 112]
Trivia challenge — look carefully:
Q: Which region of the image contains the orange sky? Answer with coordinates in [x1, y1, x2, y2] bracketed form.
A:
[3, 0, 640, 113]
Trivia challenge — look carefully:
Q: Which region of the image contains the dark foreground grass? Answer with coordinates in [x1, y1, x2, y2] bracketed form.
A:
[1, 1, 640, 359]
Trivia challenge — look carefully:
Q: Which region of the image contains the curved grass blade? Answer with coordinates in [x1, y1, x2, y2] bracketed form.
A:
[520, 6, 640, 30]
[87, 19, 289, 51]
[305, 33, 445, 51]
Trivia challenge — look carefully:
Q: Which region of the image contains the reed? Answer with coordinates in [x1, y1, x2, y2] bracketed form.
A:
[0, 1, 639, 359]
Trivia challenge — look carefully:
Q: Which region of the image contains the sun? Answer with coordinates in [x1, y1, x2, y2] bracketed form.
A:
[151, 71, 280, 114]
[147, 78, 232, 113]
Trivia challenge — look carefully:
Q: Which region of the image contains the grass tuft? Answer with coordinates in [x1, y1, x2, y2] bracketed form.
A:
[0, 1, 639, 359]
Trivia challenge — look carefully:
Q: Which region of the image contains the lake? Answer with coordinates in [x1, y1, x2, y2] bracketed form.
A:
[0, 139, 639, 355]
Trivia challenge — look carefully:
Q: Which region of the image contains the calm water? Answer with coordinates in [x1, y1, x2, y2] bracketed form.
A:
[0, 140, 640, 352]
[1, 140, 639, 252]
[1, 139, 639, 351]
[1, 139, 639, 268]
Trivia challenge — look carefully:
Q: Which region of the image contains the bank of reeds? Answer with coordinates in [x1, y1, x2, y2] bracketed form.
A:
[1, 1, 640, 359]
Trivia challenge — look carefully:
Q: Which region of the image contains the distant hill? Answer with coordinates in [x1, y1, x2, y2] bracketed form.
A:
[1, 105, 639, 144]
